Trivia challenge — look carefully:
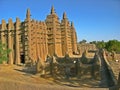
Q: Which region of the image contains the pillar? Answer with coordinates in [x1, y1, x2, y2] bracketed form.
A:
[15, 17, 21, 64]
[8, 18, 14, 64]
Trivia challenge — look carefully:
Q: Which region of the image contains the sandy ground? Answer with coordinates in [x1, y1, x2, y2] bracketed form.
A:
[0, 64, 107, 90]
[108, 60, 120, 80]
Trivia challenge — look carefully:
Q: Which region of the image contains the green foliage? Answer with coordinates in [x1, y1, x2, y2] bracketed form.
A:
[96, 40, 106, 49]
[89, 40, 120, 53]
[105, 40, 120, 53]
[0, 42, 11, 64]
[90, 40, 106, 49]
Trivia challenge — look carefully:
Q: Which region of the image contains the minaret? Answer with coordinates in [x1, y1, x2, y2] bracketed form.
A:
[46, 6, 62, 56]
[15, 17, 21, 64]
[61, 12, 72, 56]
[26, 8, 32, 62]
[51, 6, 55, 14]
[24, 8, 31, 64]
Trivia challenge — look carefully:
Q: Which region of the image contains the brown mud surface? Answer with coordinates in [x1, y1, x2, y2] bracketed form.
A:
[0, 65, 106, 90]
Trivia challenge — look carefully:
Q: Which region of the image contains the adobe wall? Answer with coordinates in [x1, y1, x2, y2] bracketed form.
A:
[0, 6, 78, 65]
[105, 51, 120, 61]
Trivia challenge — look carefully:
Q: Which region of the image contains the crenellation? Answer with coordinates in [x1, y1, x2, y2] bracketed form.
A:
[78, 43, 97, 55]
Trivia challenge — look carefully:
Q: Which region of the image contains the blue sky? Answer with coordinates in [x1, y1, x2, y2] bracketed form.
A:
[0, 0, 120, 42]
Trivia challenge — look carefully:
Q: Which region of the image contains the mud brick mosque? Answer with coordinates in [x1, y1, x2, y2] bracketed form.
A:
[0, 6, 78, 65]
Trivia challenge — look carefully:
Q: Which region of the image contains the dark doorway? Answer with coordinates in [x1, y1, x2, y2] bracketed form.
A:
[20, 54, 25, 63]
[70, 67, 76, 77]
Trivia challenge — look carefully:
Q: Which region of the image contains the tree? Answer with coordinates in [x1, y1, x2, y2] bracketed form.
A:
[0, 42, 11, 64]
[90, 41, 97, 44]
[96, 40, 106, 49]
[90, 40, 106, 49]
[90, 39, 120, 53]
[105, 40, 120, 53]
[79, 39, 87, 44]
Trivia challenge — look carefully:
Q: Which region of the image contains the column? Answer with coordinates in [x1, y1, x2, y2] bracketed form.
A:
[15, 17, 21, 64]
[8, 18, 14, 64]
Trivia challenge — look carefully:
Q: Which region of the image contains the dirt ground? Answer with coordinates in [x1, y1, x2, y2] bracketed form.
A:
[0, 64, 104, 90]
[108, 60, 120, 80]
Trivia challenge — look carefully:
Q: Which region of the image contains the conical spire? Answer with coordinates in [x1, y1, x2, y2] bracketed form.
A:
[26, 8, 31, 20]
[51, 6, 55, 14]
[16, 17, 20, 29]
[63, 12, 67, 19]
[8, 18, 14, 30]
[1, 19, 7, 30]
[71, 22, 74, 27]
